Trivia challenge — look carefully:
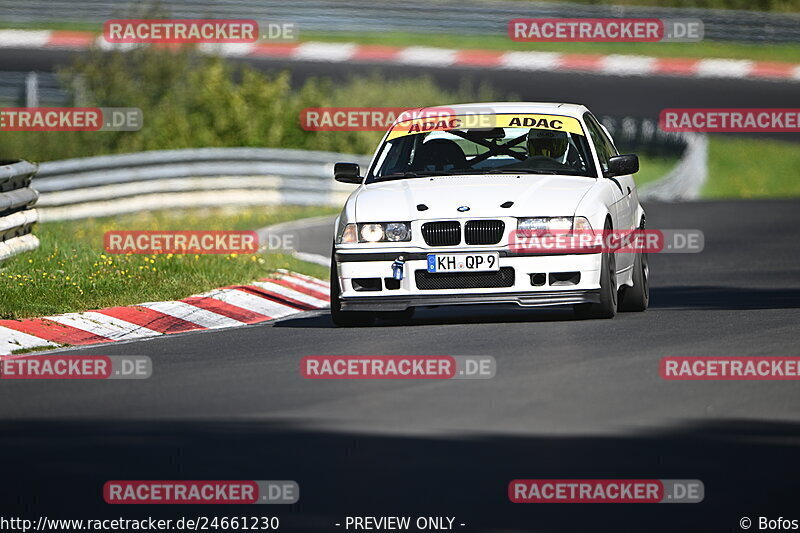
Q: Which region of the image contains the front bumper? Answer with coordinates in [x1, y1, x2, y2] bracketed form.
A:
[336, 249, 603, 312]
[341, 290, 600, 311]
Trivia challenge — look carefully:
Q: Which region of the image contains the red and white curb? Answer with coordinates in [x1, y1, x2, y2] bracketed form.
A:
[0, 270, 329, 355]
[1, 29, 798, 82]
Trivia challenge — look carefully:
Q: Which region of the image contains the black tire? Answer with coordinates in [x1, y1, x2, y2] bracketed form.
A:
[618, 248, 649, 312]
[574, 222, 617, 319]
[330, 247, 375, 327]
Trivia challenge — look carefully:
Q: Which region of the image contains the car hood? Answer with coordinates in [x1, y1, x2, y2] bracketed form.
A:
[354, 174, 596, 221]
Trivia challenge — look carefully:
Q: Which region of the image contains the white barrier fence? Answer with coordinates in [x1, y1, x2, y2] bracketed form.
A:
[0, 160, 39, 262]
[33, 148, 369, 221]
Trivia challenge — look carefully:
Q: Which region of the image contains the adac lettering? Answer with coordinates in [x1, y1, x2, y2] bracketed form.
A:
[508, 117, 564, 129]
[408, 118, 462, 133]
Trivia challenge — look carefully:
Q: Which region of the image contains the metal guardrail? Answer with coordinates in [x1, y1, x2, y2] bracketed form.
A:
[34, 148, 371, 221]
[0, 71, 71, 107]
[639, 133, 708, 201]
[600, 116, 687, 158]
[0, 160, 40, 262]
[599, 116, 706, 201]
[0, 0, 797, 43]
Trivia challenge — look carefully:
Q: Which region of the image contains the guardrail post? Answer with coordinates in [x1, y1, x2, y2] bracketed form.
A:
[25, 72, 39, 108]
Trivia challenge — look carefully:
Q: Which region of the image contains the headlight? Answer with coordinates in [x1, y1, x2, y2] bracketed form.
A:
[360, 223, 385, 242]
[350, 222, 412, 243]
[516, 216, 593, 235]
[517, 216, 573, 234]
[384, 222, 410, 242]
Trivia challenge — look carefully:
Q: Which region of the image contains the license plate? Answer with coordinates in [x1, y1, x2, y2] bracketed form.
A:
[427, 253, 500, 273]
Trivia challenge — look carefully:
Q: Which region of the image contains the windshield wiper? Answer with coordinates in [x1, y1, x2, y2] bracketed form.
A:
[453, 169, 567, 175]
[372, 169, 588, 182]
[372, 170, 462, 181]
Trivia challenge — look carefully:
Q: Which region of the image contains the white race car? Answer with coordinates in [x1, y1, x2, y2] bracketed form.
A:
[330, 102, 648, 326]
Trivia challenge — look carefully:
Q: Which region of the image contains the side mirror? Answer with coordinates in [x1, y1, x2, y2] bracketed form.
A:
[607, 154, 639, 176]
[334, 162, 362, 184]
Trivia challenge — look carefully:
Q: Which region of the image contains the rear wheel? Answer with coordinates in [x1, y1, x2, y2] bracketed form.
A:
[574, 221, 617, 319]
[330, 247, 375, 327]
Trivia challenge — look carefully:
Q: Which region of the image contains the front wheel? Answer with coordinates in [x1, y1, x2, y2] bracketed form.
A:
[618, 249, 649, 312]
[574, 223, 617, 319]
[330, 247, 375, 327]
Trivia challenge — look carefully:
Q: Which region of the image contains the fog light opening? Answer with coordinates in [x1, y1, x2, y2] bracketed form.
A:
[352, 278, 382, 291]
[530, 273, 546, 286]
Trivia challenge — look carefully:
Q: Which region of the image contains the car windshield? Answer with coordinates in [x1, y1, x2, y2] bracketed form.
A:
[367, 113, 596, 183]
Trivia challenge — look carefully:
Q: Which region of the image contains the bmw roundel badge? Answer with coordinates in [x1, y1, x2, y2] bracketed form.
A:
[457, 206, 470, 212]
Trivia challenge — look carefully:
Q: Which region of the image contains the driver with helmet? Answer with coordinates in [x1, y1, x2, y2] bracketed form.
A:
[504, 128, 573, 171]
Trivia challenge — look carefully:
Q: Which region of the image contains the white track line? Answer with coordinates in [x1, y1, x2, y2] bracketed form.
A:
[293, 251, 331, 267]
[276, 273, 331, 291]
[276, 269, 330, 284]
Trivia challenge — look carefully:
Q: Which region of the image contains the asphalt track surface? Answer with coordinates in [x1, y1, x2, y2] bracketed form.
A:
[1, 199, 799, 531]
[2, 48, 800, 143]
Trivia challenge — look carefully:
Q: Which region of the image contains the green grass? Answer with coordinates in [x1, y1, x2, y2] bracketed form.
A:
[0, 21, 101, 32]
[703, 136, 800, 198]
[304, 31, 800, 64]
[1, 21, 798, 63]
[10, 345, 56, 355]
[0, 205, 335, 320]
[636, 136, 800, 198]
